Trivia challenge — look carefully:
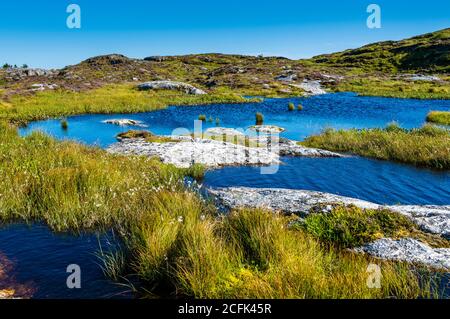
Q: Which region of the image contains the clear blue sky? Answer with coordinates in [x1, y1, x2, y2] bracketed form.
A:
[0, 0, 449, 68]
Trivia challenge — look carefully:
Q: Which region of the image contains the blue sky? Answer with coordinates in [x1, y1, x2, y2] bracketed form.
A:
[0, 0, 449, 68]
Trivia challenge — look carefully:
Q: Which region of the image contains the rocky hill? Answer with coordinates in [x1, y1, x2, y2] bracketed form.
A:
[312, 28, 450, 73]
[0, 28, 448, 98]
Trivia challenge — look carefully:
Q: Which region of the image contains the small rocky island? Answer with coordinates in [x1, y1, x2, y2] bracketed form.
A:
[107, 127, 343, 168]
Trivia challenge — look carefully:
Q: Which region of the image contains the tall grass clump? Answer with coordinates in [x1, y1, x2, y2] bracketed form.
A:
[198, 114, 207, 122]
[288, 102, 295, 111]
[426, 111, 450, 126]
[302, 124, 450, 169]
[255, 112, 264, 125]
[297, 104, 303, 111]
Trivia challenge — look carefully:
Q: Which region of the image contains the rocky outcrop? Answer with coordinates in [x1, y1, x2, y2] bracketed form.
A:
[30, 83, 58, 91]
[209, 187, 379, 215]
[107, 137, 280, 168]
[204, 127, 244, 137]
[386, 205, 450, 239]
[355, 238, 450, 270]
[107, 133, 343, 168]
[249, 125, 285, 134]
[277, 138, 343, 157]
[102, 119, 148, 127]
[207, 187, 450, 237]
[4, 68, 57, 81]
[297, 80, 327, 95]
[137, 81, 206, 95]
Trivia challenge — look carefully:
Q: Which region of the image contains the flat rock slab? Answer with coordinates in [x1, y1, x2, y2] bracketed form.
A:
[102, 119, 148, 127]
[204, 127, 244, 136]
[107, 138, 280, 168]
[355, 238, 450, 270]
[249, 125, 285, 134]
[208, 187, 379, 215]
[208, 187, 450, 237]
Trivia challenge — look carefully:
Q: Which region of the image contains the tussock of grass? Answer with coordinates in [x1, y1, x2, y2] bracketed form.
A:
[302, 124, 450, 169]
[255, 112, 264, 125]
[427, 111, 450, 125]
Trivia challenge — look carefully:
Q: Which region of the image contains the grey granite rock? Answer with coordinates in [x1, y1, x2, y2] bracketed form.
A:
[386, 205, 450, 238]
[107, 137, 280, 168]
[355, 238, 450, 270]
[102, 119, 148, 127]
[207, 187, 450, 237]
[208, 187, 379, 216]
[137, 81, 206, 95]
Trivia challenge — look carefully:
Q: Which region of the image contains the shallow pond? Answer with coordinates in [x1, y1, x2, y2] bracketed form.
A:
[0, 224, 132, 299]
[6, 93, 450, 298]
[20, 93, 450, 146]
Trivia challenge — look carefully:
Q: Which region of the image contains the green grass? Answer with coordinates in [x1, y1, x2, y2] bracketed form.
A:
[0, 121, 438, 298]
[0, 84, 254, 125]
[427, 111, 450, 125]
[302, 124, 450, 169]
[198, 114, 207, 122]
[288, 102, 295, 111]
[332, 78, 450, 99]
[296, 205, 449, 249]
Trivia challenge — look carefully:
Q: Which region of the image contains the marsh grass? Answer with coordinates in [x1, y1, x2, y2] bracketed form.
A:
[333, 78, 450, 99]
[302, 124, 450, 169]
[0, 122, 441, 298]
[1, 84, 251, 125]
[427, 111, 450, 125]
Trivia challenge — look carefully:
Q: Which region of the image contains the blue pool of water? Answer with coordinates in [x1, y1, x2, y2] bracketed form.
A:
[0, 224, 132, 299]
[20, 93, 450, 147]
[204, 156, 450, 205]
[7, 93, 450, 298]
